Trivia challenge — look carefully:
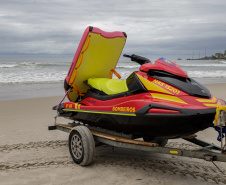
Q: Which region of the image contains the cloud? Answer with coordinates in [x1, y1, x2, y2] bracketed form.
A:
[1, 0, 226, 58]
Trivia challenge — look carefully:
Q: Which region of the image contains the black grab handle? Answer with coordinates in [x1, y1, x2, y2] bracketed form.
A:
[123, 54, 151, 65]
[123, 54, 132, 58]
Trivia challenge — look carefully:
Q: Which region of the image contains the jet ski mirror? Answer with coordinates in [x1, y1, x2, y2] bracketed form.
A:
[123, 54, 151, 65]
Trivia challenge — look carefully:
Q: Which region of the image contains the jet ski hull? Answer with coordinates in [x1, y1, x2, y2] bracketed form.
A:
[57, 105, 216, 139]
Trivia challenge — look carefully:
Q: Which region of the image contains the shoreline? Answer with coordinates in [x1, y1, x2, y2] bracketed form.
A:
[1, 82, 226, 102]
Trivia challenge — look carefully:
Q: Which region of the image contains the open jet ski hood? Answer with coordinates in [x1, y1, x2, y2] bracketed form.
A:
[65, 26, 127, 102]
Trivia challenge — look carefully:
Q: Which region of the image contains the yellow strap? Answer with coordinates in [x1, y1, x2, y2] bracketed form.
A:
[111, 69, 121, 79]
[71, 84, 84, 96]
[70, 35, 91, 94]
[214, 105, 226, 126]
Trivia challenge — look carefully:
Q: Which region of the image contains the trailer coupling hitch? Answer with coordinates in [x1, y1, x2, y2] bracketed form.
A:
[204, 155, 225, 174]
[204, 155, 216, 161]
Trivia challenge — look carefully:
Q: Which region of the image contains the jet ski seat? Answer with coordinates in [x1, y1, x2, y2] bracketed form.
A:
[87, 78, 128, 95]
[82, 73, 148, 100]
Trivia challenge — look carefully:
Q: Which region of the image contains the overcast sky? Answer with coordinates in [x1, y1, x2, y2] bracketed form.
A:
[1, 0, 226, 59]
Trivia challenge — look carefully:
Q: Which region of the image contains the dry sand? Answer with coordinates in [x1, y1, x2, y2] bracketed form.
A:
[0, 84, 226, 185]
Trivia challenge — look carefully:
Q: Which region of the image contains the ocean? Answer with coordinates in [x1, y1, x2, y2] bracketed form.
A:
[0, 56, 226, 100]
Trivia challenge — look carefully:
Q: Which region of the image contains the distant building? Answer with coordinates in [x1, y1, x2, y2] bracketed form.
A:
[215, 53, 224, 59]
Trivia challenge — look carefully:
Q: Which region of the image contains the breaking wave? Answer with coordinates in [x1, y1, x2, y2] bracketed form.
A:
[187, 70, 226, 78]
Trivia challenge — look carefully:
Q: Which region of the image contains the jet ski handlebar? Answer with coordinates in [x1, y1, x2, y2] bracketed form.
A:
[123, 54, 151, 65]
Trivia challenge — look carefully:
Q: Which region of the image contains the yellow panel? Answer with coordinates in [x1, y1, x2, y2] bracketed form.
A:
[68, 33, 126, 102]
[170, 151, 178, 154]
[136, 74, 172, 95]
[204, 104, 218, 107]
[151, 93, 187, 104]
[196, 97, 216, 103]
[204, 101, 221, 107]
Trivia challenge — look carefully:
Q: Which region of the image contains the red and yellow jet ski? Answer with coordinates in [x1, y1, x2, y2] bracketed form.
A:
[53, 26, 225, 141]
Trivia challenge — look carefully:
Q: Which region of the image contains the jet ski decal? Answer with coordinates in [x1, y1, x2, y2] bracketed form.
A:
[136, 73, 183, 96]
[112, 106, 136, 113]
[196, 97, 222, 107]
[64, 103, 81, 109]
[136, 74, 173, 95]
[150, 93, 187, 104]
[62, 108, 136, 116]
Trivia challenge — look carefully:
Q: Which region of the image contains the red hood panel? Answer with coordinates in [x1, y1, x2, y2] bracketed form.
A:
[140, 57, 188, 78]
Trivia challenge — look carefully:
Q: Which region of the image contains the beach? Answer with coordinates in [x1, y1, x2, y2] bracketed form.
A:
[0, 83, 226, 185]
[2, 0, 226, 183]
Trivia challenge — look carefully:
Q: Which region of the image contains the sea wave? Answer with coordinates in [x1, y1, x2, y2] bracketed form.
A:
[116, 71, 132, 80]
[0, 71, 67, 84]
[219, 60, 226, 64]
[188, 70, 226, 78]
[0, 62, 70, 69]
[180, 64, 226, 67]
[116, 65, 140, 69]
[35, 62, 70, 67]
[0, 64, 17, 68]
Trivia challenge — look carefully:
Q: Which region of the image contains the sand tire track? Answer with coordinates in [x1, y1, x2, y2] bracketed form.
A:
[0, 141, 199, 152]
[0, 155, 225, 184]
[1, 141, 226, 184]
[0, 140, 68, 152]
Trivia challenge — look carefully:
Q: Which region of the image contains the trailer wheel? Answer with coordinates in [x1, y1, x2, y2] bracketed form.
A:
[69, 126, 95, 166]
[143, 137, 168, 147]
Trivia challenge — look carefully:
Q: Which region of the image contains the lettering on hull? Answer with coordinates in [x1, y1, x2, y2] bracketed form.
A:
[112, 107, 136, 113]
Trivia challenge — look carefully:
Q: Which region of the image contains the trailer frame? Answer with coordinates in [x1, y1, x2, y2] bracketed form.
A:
[48, 122, 226, 165]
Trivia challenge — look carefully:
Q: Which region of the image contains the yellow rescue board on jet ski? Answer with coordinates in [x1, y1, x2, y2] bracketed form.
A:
[67, 27, 126, 102]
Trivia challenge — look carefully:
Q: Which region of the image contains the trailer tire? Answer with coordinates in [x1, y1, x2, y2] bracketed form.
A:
[69, 126, 95, 166]
[143, 137, 168, 147]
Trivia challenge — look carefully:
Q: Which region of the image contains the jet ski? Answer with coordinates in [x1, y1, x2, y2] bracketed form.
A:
[53, 26, 225, 141]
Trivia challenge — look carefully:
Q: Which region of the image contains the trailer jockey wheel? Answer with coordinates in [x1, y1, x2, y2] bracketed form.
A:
[143, 137, 168, 147]
[69, 126, 95, 166]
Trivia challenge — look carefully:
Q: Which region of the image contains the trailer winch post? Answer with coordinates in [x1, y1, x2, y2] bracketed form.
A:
[222, 125, 226, 154]
[213, 108, 226, 154]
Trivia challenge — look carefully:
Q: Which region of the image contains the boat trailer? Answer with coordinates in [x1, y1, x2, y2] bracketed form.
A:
[48, 120, 226, 166]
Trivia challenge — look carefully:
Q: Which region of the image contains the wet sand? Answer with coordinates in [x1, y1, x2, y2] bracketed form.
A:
[0, 84, 226, 185]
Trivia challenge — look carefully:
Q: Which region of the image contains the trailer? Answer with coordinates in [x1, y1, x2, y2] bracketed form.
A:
[48, 120, 226, 166]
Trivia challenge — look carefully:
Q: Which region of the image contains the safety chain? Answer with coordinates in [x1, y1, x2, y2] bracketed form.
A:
[54, 87, 72, 125]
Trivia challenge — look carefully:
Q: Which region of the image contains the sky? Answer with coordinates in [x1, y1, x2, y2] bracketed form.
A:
[1, 0, 226, 59]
